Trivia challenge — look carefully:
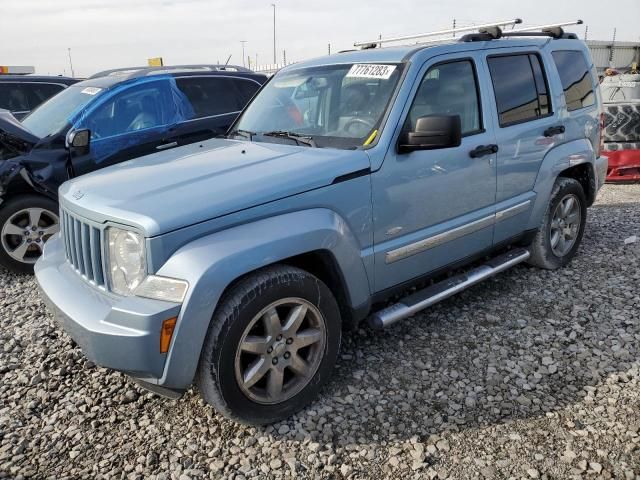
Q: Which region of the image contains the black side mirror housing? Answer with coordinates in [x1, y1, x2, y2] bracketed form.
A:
[66, 129, 91, 156]
[398, 115, 462, 153]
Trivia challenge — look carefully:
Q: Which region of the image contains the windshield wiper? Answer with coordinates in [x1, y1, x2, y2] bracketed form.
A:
[227, 129, 255, 141]
[261, 130, 317, 148]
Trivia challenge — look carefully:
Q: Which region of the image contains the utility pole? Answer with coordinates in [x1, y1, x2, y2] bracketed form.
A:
[271, 4, 276, 64]
[584, 25, 588, 41]
[328, 43, 331, 55]
[240, 41, 247, 67]
[67, 48, 75, 77]
[283, 50, 287, 65]
[452, 19, 456, 38]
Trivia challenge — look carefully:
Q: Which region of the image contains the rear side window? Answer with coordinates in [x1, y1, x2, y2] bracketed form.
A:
[551, 50, 595, 111]
[0, 83, 30, 112]
[176, 77, 245, 118]
[233, 79, 261, 105]
[22, 83, 65, 109]
[488, 54, 551, 126]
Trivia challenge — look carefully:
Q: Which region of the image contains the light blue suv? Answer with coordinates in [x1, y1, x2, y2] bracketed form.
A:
[36, 25, 608, 424]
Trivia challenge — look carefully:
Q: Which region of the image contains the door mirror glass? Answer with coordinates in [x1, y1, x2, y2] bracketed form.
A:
[66, 128, 91, 155]
[398, 115, 462, 153]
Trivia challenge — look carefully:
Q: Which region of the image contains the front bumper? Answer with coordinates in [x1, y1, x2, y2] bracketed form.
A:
[35, 234, 182, 383]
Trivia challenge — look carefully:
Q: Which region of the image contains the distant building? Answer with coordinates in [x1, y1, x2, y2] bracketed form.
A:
[587, 40, 640, 75]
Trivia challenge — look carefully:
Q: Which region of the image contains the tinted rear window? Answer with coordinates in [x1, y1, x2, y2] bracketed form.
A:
[551, 50, 596, 111]
[176, 77, 245, 118]
[488, 54, 551, 126]
[0, 83, 30, 112]
[22, 83, 65, 109]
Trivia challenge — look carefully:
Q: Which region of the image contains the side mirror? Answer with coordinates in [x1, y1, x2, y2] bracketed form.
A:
[398, 115, 462, 153]
[66, 129, 91, 156]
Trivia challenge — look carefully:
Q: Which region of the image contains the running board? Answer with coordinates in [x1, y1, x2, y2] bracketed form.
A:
[369, 248, 530, 329]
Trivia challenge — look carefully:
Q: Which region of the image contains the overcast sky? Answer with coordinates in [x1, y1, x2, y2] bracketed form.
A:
[2, 0, 639, 77]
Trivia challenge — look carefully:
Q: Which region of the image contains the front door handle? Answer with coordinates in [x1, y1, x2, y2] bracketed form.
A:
[156, 141, 178, 151]
[469, 144, 498, 158]
[543, 125, 565, 137]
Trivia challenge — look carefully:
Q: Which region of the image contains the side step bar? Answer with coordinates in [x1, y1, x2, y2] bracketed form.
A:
[369, 248, 530, 329]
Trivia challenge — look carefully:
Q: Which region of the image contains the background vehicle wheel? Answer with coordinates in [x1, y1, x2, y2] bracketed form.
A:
[527, 177, 587, 270]
[0, 195, 59, 274]
[197, 265, 341, 425]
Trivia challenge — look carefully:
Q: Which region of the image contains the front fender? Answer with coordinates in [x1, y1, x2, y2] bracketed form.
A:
[154, 208, 371, 389]
[528, 139, 596, 231]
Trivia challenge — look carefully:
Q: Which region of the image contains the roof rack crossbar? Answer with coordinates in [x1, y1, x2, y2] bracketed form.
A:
[508, 20, 583, 33]
[354, 18, 522, 48]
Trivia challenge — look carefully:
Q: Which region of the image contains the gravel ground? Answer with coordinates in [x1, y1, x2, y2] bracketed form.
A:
[1, 184, 639, 480]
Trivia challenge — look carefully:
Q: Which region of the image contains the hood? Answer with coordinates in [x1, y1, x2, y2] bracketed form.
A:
[0, 109, 40, 159]
[60, 138, 371, 236]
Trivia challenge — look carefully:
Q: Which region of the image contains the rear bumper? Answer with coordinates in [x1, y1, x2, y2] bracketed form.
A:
[35, 234, 182, 383]
[603, 150, 640, 183]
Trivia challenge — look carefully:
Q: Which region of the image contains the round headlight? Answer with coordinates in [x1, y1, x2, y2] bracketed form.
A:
[107, 227, 145, 296]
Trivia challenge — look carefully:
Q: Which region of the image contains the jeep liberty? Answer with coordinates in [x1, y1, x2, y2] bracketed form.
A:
[36, 20, 608, 424]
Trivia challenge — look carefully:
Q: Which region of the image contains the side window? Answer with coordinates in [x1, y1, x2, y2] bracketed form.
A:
[23, 83, 65, 110]
[0, 84, 29, 112]
[551, 50, 596, 111]
[488, 54, 551, 126]
[175, 77, 243, 118]
[85, 81, 170, 139]
[233, 79, 261, 106]
[406, 60, 481, 135]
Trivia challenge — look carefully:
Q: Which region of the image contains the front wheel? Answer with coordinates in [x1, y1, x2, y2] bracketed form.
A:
[196, 265, 341, 425]
[527, 177, 587, 270]
[0, 195, 59, 274]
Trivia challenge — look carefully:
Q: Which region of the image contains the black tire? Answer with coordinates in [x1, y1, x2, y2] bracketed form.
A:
[0, 194, 59, 274]
[527, 177, 587, 270]
[196, 265, 341, 425]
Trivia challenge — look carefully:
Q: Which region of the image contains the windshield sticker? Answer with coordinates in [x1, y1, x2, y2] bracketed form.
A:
[81, 87, 102, 96]
[346, 64, 396, 80]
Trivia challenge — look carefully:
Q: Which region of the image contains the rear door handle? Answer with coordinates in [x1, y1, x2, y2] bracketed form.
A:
[543, 125, 565, 137]
[156, 141, 178, 151]
[469, 144, 498, 158]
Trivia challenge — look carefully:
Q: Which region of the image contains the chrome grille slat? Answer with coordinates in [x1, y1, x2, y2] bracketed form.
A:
[89, 227, 104, 285]
[61, 208, 105, 287]
[73, 218, 84, 276]
[81, 223, 92, 280]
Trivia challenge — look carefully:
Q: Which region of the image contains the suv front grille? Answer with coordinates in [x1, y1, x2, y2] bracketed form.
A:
[61, 209, 106, 287]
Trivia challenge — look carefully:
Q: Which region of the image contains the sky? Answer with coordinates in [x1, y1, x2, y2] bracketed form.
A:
[2, 0, 639, 77]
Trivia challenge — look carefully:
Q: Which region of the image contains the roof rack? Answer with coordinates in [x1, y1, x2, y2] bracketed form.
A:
[89, 64, 253, 79]
[354, 18, 522, 48]
[462, 20, 584, 42]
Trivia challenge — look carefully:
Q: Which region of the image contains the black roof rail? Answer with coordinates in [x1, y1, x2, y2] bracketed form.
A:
[89, 64, 254, 79]
[501, 27, 576, 40]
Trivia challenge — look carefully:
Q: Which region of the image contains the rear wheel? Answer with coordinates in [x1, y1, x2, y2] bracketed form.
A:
[0, 195, 59, 274]
[196, 265, 341, 425]
[527, 177, 587, 270]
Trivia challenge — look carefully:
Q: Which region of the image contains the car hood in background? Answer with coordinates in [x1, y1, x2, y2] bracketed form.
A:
[60, 138, 371, 236]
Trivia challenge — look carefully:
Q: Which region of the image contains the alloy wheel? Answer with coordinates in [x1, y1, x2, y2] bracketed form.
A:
[1, 208, 59, 264]
[234, 297, 326, 404]
[549, 194, 581, 257]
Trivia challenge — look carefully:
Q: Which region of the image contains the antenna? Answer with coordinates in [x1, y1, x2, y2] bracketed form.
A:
[354, 18, 522, 48]
[224, 54, 232, 67]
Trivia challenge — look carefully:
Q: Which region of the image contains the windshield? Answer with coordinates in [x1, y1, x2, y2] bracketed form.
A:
[232, 62, 404, 149]
[21, 85, 105, 138]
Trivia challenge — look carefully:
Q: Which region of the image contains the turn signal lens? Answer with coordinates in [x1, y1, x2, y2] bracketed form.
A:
[160, 317, 177, 354]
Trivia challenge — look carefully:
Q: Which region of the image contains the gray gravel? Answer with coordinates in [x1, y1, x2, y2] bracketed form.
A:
[1, 184, 639, 480]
